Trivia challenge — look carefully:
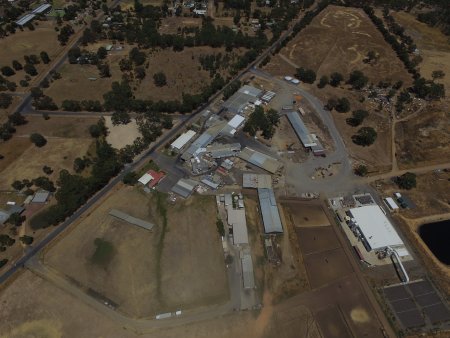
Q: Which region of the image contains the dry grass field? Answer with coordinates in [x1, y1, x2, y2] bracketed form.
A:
[0, 21, 61, 84]
[393, 11, 450, 90]
[395, 104, 450, 169]
[0, 138, 93, 190]
[44, 189, 228, 318]
[45, 45, 232, 104]
[0, 268, 322, 338]
[265, 5, 413, 86]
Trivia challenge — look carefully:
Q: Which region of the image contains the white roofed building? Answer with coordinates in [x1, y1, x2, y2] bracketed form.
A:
[170, 130, 196, 152]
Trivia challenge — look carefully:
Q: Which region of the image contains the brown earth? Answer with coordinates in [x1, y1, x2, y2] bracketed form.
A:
[44, 189, 228, 317]
[0, 138, 93, 190]
[393, 11, 450, 91]
[395, 105, 450, 169]
[265, 5, 413, 86]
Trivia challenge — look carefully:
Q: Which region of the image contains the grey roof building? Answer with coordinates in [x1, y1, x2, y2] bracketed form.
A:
[109, 209, 154, 231]
[238, 147, 282, 174]
[171, 178, 198, 198]
[242, 173, 272, 189]
[32, 190, 50, 203]
[258, 188, 283, 233]
[32, 3, 52, 14]
[16, 14, 36, 26]
[206, 143, 241, 159]
[227, 206, 249, 245]
[286, 111, 325, 155]
[0, 205, 25, 225]
[223, 85, 262, 113]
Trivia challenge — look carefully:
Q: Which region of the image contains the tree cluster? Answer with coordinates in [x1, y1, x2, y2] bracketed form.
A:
[243, 106, 280, 139]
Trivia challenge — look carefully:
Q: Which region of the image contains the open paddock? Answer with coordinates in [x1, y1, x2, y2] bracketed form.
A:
[0, 138, 93, 190]
[282, 201, 330, 228]
[265, 5, 412, 86]
[44, 189, 228, 318]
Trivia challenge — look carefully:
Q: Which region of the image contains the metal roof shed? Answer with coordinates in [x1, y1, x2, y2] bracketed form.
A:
[228, 114, 245, 129]
[171, 130, 196, 151]
[32, 3, 52, 14]
[258, 188, 283, 233]
[16, 14, 36, 26]
[32, 190, 50, 203]
[227, 206, 249, 245]
[286, 111, 317, 148]
[171, 178, 197, 198]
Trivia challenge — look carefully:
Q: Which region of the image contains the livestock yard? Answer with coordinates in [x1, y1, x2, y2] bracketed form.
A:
[43, 187, 228, 317]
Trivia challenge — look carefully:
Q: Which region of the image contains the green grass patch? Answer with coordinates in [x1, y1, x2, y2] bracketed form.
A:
[154, 191, 168, 305]
[91, 238, 115, 268]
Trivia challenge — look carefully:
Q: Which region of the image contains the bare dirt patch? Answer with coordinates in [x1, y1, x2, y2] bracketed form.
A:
[0, 138, 93, 190]
[44, 189, 228, 317]
[265, 5, 412, 86]
[296, 227, 341, 255]
[0, 137, 32, 173]
[395, 105, 450, 169]
[282, 202, 330, 227]
[104, 117, 141, 149]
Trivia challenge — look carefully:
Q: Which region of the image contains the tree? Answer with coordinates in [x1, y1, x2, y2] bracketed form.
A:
[0, 93, 12, 109]
[97, 46, 107, 59]
[73, 157, 87, 173]
[135, 66, 146, 80]
[348, 70, 368, 90]
[267, 108, 280, 126]
[318, 75, 329, 88]
[366, 50, 376, 62]
[329, 72, 343, 87]
[43, 165, 53, 175]
[12, 180, 24, 191]
[30, 133, 47, 147]
[129, 47, 146, 66]
[162, 115, 173, 129]
[296, 67, 316, 84]
[354, 164, 368, 177]
[352, 127, 377, 146]
[8, 213, 26, 227]
[40, 51, 50, 64]
[1, 66, 15, 77]
[431, 70, 445, 80]
[335, 97, 350, 113]
[396, 172, 417, 190]
[19, 235, 33, 245]
[346, 109, 369, 127]
[12, 60, 23, 71]
[122, 171, 138, 185]
[153, 72, 167, 87]
[24, 63, 38, 76]
[98, 63, 111, 78]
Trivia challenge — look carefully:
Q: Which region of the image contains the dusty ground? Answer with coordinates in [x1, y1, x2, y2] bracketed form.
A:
[0, 269, 320, 338]
[44, 189, 228, 318]
[265, 5, 412, 86]
[0, 137, 32, 173]
[45, 54, 124, 105]
[0, 138, 93, 190]
[159, 17, 202, 34]
[104, 117, 141, 149]
[395, 104, 450, 169]
[282, 202, 330, 227]
[393, 11, 450, 90]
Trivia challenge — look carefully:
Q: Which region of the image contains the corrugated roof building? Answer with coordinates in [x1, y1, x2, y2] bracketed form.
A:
[32, 3, 52, 14]
[171, 178, 197, 198]
[206, 142, 241, 159]
[223, 85, 262, 113]
[242, 173, 272, 189]
[258, 188, 283, 233]
[16, 14, 36, 26]
[32, 190, 50, 203]
[238, 147, 282, 174]
[109, 209, 154, 231]
[227, 206, 248, 245]
[170, 130, 196, 152]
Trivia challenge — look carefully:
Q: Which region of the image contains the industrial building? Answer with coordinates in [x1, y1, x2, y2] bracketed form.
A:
[286, 111, 325, 156]
[15, 14, 36, 26]
[32, 3, 52, 14]
[384, 197, 399, 211]
[223, 85, 262, 113]
[171, 178, 198, 198]
[238, 147, 282, 174]
[227, 206, 249, 245]
[242, 173, 272, 189]
[348, 205, 404, 252]
[170, 130, 196, 152]
[181, 120, 227, 161]
[258, 188, 283, 233]
[206, 143, 241, 159]
[0, 205, 24, 225]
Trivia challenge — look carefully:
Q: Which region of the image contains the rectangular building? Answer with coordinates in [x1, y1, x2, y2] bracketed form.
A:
[171, 178, 197, 198]
[242, 173, 272, 189]
[223, 85, 262, 113]
[170, 130, 196, 152]
[238, 147, 282, 174]
[206, 143, 241, 159]
[349, 205, 403, 251]
[227, 206, 249, 245]
[241, 253, 255, 289]
[258, 188, 283, 233]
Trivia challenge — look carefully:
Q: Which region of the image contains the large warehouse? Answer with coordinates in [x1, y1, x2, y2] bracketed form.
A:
[349, 205, 404, 251]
